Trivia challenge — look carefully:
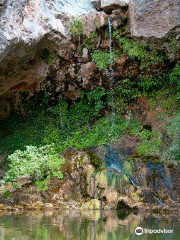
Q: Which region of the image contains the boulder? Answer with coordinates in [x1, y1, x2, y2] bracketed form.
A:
[82, 11, 108, 37]
[101, 0, 130, 12]
[130, 0, 180, 38]
[79, 62, 97, 85]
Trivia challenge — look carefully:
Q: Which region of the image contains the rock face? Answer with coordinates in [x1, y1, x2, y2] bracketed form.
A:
[0, 0, 95, 117]
[0, 0, 94, 61]
[1, 147, 180, 212]
[101, 0, 129, 11]
[130, 0, 180, 38]
[82, 11, 108, 37]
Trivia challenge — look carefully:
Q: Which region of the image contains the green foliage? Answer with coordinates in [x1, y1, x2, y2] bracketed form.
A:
[137, 131, 162, 157]
[91, 50, 119, 69]
[2, 189, 11, 199]
[41, 49, 57, 65]
[0, 89, 107, 154]
[164, 113, 180, 161]
[0, 88, 141, 157]
[137, 74, 167, 96]
[108, 80, 140, 113]
[169, 64, 180, 98]
[84, 32, 98, 51]
[34, 179, 49, 192]
[149, 88, 179, 112]
[49, 88, 106, 130]
[168, 38, 180, 58]
[70, 18, 83, 36]
[113, 31, 163, 69]
[138, 129, 153, 141]
[3, 145, 65, 190]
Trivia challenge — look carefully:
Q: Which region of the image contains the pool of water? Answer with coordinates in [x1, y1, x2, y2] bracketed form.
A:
[0, 210, 179, 240]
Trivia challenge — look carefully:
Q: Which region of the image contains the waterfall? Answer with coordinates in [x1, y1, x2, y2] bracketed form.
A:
[108, 17, 115, 123]
[102, 18, 166, 207]
[105, 145, 121, 172]
[108, 17, 113, 71]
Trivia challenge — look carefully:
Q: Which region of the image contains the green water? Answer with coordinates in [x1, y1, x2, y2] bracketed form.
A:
[0, 210, 179, 240]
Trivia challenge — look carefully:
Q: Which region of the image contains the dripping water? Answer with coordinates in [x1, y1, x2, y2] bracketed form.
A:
[108, 17, 115, 123]
[108, 17, 113, 72]
[104, 18, 165, 207]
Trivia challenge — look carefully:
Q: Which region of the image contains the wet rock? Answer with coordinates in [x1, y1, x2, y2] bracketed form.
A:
[62, 149, 91, 174]
[130, 0, 180, 38]
[117, 196, 139, 211]
[95, 171, 109, 189]
[0, 203, 9, 210]
[81, 199, 101, 210]
[82, 165, 95, 197]
[137, 188, 155, 204]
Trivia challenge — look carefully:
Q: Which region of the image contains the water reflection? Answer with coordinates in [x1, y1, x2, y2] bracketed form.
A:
[0, 210, 179, 240]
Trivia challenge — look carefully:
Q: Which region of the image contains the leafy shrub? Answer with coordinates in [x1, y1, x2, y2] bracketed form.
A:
[70, 18, 83, 36]
[3, 145, 65, 190]
[91, 50, 119, 69]
[113, 31, 163, 69]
